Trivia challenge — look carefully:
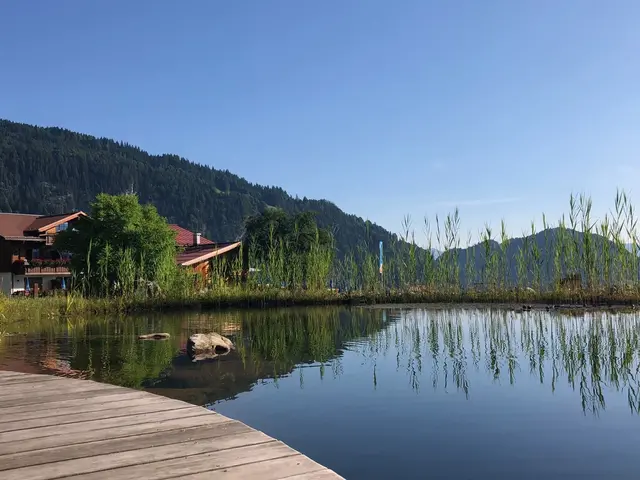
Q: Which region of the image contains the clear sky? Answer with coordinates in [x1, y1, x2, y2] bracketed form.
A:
[2, 1, 639, 246]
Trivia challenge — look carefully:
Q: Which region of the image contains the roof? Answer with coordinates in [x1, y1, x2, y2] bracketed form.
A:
[0, 211, 86, 240]
[176, 242, 242, 266]
[0, 213, 40, 239]
[168, 224, 214, 246]
[3, 236, 46, 242]
[25, 212, 86, 233]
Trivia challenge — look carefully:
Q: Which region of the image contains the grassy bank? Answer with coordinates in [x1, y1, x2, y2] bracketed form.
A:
[1, 283, 639, 328]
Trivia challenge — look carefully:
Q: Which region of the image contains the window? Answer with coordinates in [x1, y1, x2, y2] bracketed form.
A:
[32, 248, 40, 259]
[56, 222, 69, 233]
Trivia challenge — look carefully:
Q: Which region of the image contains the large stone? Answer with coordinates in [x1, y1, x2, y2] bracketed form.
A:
[187, 332, 234, 356]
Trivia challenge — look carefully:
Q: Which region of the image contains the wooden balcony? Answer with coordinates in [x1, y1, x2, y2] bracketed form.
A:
[25, 265, 71, 276]
[11, 255, 72, 275]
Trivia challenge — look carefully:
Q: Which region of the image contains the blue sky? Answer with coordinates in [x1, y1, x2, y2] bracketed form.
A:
[2, 1, 639, 246]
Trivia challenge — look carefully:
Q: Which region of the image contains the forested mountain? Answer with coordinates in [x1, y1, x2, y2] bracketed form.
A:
[0, 119, 401, 257]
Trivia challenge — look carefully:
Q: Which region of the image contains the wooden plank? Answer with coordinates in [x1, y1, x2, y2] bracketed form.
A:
[0, 420, 245, 471]
[0, 382, 116, 402]
[1, 431, 274, 480]
[0, 373, 81, 384]
[76, 442, 301, 480]
[0, 375, 60, 385]
[0, 406, 211, 443]
[0, 412, 231, 456]
[0, 384, 127, 408]
[0, 372, 342, 479]
[0, 398, 202, 432]
[0, 376, 102, 396]
[0, 374, 77, 384]
[0, 391, 150, 419]
[0, 377, 69, 393]
[181, 453, 326, 479]
[0, 371, 29, 379]
[285, 470, 346, 479]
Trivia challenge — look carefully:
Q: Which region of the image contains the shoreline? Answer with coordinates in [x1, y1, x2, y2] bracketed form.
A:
[366, 301, 639, 314]
[1, 287, 639, 323]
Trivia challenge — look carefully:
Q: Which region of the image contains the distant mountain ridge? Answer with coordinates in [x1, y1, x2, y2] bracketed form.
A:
[0, 119, 404, 257]
[435, 227, 638, 288]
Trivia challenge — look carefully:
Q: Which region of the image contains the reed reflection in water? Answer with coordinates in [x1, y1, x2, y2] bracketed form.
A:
[346, 308, 640, 415]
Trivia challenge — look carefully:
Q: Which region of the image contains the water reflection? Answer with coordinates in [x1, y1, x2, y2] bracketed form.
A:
[362, 308, 640, 415]
[1, 307, 640, 415]
[0, 308, 389, 405]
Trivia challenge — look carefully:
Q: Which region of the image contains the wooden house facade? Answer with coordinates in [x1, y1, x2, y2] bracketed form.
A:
[0, 211, 86, 295]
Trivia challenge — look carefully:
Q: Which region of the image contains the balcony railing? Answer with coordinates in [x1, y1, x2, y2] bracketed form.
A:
[19, 258, 72, 276]
[25, 265, 71, 275]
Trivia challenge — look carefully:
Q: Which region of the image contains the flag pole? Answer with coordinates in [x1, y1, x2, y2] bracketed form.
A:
[379, 240, 383, 289]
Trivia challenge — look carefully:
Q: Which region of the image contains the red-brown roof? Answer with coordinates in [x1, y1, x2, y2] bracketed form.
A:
[176, 242, 242, 266]
[25, 212, 86, 233]
[0, 211, 86, 241]
[0, 213, 40, 239]
[168, 224, 214, 246]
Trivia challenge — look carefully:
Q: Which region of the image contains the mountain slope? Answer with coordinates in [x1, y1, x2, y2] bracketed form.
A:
[0, 119, 400, 256]
[438, 228, 637, 288]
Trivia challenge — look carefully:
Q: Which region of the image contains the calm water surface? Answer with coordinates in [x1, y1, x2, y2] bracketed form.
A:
[2, 306, 640, 479]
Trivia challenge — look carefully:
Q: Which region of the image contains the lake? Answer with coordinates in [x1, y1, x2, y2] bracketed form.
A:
[1, 306, 640, 479]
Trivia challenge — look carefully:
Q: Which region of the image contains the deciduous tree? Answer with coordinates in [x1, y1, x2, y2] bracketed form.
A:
[55, 193, 177, 295]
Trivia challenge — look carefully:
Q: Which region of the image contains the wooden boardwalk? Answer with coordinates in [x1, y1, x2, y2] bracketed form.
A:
[0, 371, 343, 479]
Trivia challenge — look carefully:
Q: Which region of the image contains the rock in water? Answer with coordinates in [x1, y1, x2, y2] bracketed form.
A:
[190, 350, 232, 362]
[138, 333, 170, 340]
[187, 332, 234, 356]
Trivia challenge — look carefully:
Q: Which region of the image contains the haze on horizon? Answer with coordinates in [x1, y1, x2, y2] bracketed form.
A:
[1, 1, 639, 246]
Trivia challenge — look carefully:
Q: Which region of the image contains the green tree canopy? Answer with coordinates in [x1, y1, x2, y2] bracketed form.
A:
[55, 193, 177, 295]
[242, 209, 334, 288]
[243, 209, 332, 259]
